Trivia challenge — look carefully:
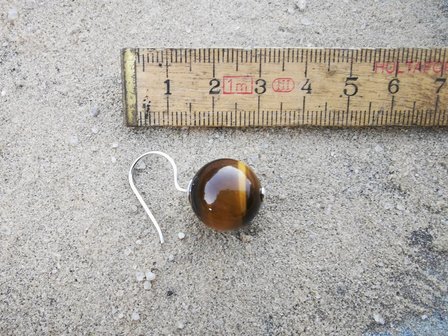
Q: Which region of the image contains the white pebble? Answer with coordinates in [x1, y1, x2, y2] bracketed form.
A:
[1, 90, 6, 97]
[287, 7, 294, 14]
[296, 0, 307, 11]
[374, 144, 384, 152]
[135, 239, 142, 245]
[146, 271, 156, 281]
[396, 203, 405, 211]
[68, 135, 79, 146]
[7, 7, 18, 21]
[135, 271, 145, 282]
[383, 202, 393, 210]
[91, 126, 99, 134]
[300, 17, 312, 26]
[178, 232, 186, 240]
[168, 254, 174, 261]
[143, 281, 152, 290]
[373, 313, 385, 325]
[131, 205, 138, 213]
[131, 312, 140, 321]
[421, 314, 428, 320]
[111, 156, 117, 163]
[0, 225, 11, 235]
[112, 142, 119, 149]
[177, 321, 185, 329]
[118, 312, 124, 319]
[135, 161, 146, 170]
[90, 106, 99, 117]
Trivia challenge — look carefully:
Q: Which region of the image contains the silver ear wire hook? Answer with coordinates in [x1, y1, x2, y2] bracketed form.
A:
[129, 151, 188, 244]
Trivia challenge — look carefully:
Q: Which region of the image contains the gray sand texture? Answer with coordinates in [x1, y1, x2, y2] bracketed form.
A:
[1, 0, 448, 335]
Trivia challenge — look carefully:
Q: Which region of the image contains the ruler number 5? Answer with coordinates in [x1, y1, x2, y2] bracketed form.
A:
[344, 77, 358, 97]
[435, 78, 446, 94]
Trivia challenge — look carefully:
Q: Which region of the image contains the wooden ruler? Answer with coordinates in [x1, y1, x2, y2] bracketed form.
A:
[122, 48, 448, 127]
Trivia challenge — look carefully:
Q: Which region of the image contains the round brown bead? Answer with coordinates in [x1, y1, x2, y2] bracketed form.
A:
[188, 159, 263, 231]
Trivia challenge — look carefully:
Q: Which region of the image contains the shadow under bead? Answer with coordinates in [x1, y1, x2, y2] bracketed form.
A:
[188, 159, 263, 231]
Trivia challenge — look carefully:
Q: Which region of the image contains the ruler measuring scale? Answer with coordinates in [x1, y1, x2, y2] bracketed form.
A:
[122, 48, 448, 127]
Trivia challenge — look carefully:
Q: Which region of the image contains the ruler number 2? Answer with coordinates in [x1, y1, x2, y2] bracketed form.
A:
[209, 78, 221, 94]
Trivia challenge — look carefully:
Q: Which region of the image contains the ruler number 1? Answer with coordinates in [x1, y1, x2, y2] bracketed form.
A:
[435, 78, 446, 94]
[164, 79, 172, 95]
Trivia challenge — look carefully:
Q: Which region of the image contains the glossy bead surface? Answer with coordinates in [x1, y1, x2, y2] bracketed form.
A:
[189, 159, 263, 231]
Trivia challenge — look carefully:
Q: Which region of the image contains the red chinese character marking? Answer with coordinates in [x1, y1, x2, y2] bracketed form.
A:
[272, 78, 295, 93]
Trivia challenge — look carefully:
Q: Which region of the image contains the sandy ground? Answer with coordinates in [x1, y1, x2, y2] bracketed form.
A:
[1, 0, 448, 335]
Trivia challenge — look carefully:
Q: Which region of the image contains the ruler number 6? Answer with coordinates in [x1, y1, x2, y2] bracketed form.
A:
[344, 77, 358, 97]
[435, 78, 446, 94]
[388, 78, 400, 94]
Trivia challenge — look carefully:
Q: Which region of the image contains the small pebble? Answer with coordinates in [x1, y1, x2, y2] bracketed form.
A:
[91, 126, 99, 134]
[135, 271, 145, 282]
[296, 0, 307, 11]
[112, 142, 119, 149]
[68, 135, 79, 146]
[146, 271, 156, 281]
[178, 232, 186, 240]
[1, 90, 6, 97]
[135, 161, 146, 170]
[143, 281, 152, 290]
[383, 202, 393, 210]
[168, 254, 174, 261]
[287, 7, 294, 14]
[177, 321, 185, 330]
[374, 145, 384, 152]
[373, 313, 385, 325]
[396, 203, 405, 211]
[90, 106, 99, 117]
[0, 226, 12, 235]
[118, 313, 124, 319]
[421, 314, 428, 320]
[111, 156, 117, 163]
[131, 205, 138, 213]
[135, 239, 142, 245]
[7, 7, 18, 21]
[131, 312, 140, 321]
[300, 17, 312, 26]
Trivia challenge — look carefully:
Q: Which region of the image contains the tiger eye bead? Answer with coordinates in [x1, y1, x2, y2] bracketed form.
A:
[188, 159, 263, 231]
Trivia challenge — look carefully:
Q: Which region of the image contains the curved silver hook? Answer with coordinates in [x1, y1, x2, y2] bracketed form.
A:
[129, 151, 188, 244]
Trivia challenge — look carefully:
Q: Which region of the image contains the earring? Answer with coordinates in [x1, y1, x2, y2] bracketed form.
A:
[129, 151, 264, 244]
